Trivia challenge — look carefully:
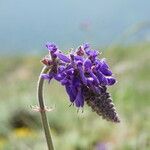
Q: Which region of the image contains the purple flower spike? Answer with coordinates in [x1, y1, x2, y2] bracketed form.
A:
[43, 42, 120, 123]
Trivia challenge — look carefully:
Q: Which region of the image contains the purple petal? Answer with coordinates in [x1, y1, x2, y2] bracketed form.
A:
[75, 88, 84, 107]
[65, 85, 76, 102]
[72, 76, 81, 87]
[100, 58, 109, 69]
[95, 59, 102, 69]
[87, 77, 93, 85]
[96, 71, 108, 85]
[78, 68, 87, 85]
[54, 73, 65, 81]
[41, 74, 50, 80]
[75, 99, 80, 107]
[58, 66, 66, 72]
[76, 60, 83, 66]
[76, 61, 87, 85]
[58, 65, 73, 75]
[66, 68, 74, 75]
[60, 78, 70, 86]
[99, 59, 112, 76]
[87, 78, 100, 93]
[56, 52, 70, 63]
[46, 42, 58, 53]
[41, 73, 53, 83]
[89, 71, 99, 85]
[100, 67, 112, 76]
[106, 77, 116, 85]
[84, 58, 92, 70]
[74, 55, 84, 62]
[86, 49, 99, 57]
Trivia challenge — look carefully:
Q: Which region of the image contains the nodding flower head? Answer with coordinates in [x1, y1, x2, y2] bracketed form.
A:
[41, 42, 120, 123]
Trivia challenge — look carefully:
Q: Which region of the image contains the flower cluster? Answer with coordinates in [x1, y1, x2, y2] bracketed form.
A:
[41, 42, 120, 122]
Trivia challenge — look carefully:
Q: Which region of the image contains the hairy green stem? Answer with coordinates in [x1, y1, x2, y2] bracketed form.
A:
[37, 65, 54, 150]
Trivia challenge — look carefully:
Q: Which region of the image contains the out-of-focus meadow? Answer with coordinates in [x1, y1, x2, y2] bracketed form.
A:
[0, 42, 149, 150]
[0, 0, 150, 149]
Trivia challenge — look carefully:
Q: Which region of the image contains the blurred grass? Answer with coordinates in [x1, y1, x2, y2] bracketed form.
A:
[0, 42, 150, 150]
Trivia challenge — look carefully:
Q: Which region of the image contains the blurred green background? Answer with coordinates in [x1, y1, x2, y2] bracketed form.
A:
[0, 0, 150, 150]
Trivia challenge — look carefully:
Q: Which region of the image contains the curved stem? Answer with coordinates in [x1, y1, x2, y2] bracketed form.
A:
[37, 65, 54, 150]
